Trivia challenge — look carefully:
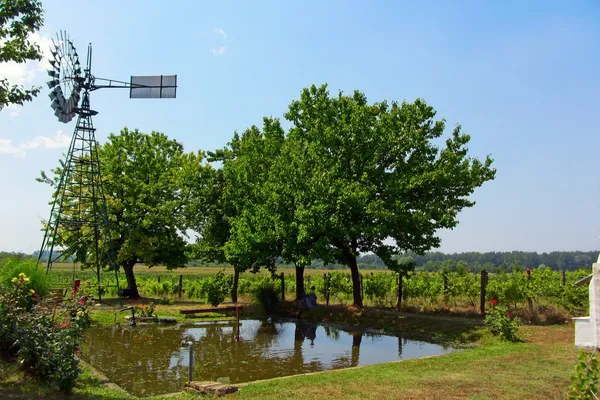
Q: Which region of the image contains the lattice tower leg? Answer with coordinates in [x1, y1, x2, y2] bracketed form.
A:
[37, 94, 121, 305]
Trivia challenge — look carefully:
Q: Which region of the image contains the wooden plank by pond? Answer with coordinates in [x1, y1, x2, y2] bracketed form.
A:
[185, 381, 238, 396]
[179, 305, 245, 314]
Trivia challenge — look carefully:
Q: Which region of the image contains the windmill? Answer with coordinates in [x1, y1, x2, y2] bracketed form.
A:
[38, 30, 177, 303]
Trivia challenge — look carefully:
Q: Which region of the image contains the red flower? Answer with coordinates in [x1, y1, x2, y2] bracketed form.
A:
[145, 306, 149, 310]
[133, 301, 137, 305]
[489, 299, 498, 304]
[507, 313, 512, 317]
[79, 299, 85, 305]
[61, 323, 69, 328]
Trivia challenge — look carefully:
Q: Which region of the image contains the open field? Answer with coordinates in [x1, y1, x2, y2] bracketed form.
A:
[48, 262, 389, 276]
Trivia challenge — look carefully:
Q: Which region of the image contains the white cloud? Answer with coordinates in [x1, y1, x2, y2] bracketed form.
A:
[0, 32, 53, 116]
[0, 130, 70, 158]
[210, 46, 227, 56]
[213, 28, 228, 40]
[0, 139, 24, 158]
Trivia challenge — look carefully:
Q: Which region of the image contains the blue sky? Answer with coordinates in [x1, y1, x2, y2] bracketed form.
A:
[1, 0, 599, 254]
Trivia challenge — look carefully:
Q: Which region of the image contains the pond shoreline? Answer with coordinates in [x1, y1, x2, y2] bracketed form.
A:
[81, 311, 463, 397]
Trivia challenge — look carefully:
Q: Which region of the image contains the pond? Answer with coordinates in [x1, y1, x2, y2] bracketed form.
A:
[81, 319, 456, 397]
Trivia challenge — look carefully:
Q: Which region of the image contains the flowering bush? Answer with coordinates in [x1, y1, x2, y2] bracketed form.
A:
[484, 299, 521, 342]
[72, 295, 94, 329]
[0, 272, 89, 392]
[137, 301, 156, 318]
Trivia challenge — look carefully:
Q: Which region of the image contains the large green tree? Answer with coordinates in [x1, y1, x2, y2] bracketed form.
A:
[284, 85, 496, 306]
[270, 136, 331, 300]
[39, 128, 209, 297]
[190, 118, 286, 302]
[0, 0, 44, 110]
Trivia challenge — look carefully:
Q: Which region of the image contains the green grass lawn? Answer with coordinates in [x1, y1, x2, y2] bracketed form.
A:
[230, 325, 576, 400]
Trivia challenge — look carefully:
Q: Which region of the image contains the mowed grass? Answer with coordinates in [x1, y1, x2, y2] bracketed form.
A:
[231, 325, 577, 400]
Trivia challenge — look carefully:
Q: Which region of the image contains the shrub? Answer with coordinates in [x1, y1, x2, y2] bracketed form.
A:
[251, 280, 280, 316]
[363, 273, 393, 302]
[569, 349, 599, 399]
[159, 297, 175, 305]
[202, 271, 231, 307]
[137, 301, 156, 317]
[0, 273, 88, 392]
[0, 258, 50, 299]
[484, 300, 521, 342]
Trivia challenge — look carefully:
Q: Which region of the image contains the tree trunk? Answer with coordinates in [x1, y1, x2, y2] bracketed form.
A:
[348, 254, 363, 307]
[351, 332, 362, 367]
[231, 267, 240, 303]
[295, 263, 305, 301]
[122, 261, 140, 298]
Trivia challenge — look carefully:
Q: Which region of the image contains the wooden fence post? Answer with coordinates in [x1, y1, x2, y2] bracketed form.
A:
[561, 271, 566, 287]
[526, 269, 533, 314]
[178, 274, 183, 299]
[280, 272, 285, 301]
[323, 273, 327, 305]
[397, 273, 403, 311]
[480, 270, 488, 316]
[326, 273, 331, 305]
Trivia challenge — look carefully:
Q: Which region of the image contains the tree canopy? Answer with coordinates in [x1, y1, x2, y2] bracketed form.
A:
[39, 128, 211, 297]
[0, 0, 44, 110]
[37, 85, 497, 305]
[277, 85, 496, 305]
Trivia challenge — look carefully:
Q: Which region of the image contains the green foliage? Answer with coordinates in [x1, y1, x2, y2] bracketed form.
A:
[136, 301, 156, 318]
[363, 273, 393, 302]
[279, 84, 496, 306]
[0, 0, 45, 110]
[251, 279, 280, 316]
[159, 297, 175, 305]
[0, 273, 88, 392]
[0, 258, 49, 298]
[484, 301, 520, 342]
[38, 128, 212, 296]
[202, 271, 231, 307]
[569, 350, 599, 399]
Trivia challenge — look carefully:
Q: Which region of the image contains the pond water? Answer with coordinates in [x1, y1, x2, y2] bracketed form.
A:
[81, 319, 456, 397]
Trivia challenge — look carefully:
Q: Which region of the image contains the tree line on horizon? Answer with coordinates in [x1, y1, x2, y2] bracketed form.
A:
[8, 249, 596, 274]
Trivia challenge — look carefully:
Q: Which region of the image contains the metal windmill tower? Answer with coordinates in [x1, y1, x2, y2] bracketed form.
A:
[38, 31, 177, 302]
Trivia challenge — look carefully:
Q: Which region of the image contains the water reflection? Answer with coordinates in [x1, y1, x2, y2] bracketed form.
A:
[81, 319, 455, 397]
